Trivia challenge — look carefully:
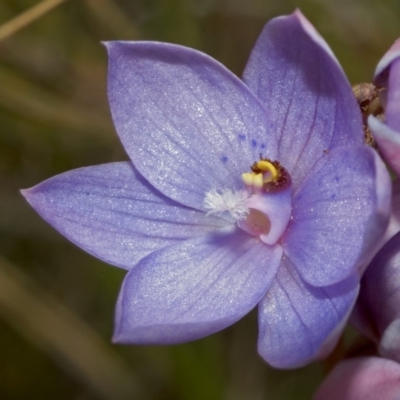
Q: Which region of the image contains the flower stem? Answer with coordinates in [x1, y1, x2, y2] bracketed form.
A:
[0, 0, 67, 42]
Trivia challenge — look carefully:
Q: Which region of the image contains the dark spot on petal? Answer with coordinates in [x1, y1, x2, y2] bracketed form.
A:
[251, 139, 257, 148]
[331, 193, 337, 200]
[221, 156, 228, 163]
[238, 134, 246, 141]
[261, 143, 266, 149]
[335, 176, 340, 182]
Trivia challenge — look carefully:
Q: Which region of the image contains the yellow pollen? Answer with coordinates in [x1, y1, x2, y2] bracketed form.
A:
[253, 173, 263, 188]
[241, 172, 255, 186]
[242, 159, 283, 189]
[256, 160, 278, 178]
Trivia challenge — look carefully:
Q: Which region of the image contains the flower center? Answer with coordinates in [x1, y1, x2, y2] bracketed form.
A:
[242, 158, 290, 192]
[204, 157, 292, 245]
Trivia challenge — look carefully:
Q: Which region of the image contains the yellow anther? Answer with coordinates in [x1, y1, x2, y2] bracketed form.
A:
[242, 172, 255, 186]
[253, 173, 263, 188]
[256, 160, 278, 178]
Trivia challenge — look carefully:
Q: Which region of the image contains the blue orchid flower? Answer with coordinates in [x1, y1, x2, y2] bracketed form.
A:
[22, 11, 391, 368]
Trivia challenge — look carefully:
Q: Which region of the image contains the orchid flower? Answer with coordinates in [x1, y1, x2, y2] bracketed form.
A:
[352, 228, 400, 363]
[368, 39, 400, 175]
[21, 11, 391, 368]
[313, 357, 400, 400]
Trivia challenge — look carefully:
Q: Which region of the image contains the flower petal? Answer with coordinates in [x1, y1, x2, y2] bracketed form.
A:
[380, 318, 400, 363]
[312, 357, 400, 400]
[383, 178, 400, 244]
[368, 115, 400, 176]
[106, 41, 278, 210]
[113, 229, 282, 344]
[283, 145, 391, 286]
[242, 10, 363, 189]
[374, 38, 400, 81]
[257, 258, 358, 369]
[22, 162, 227, 270]
[386, 58, 400, 131]
[356, 232, 400, 361]
[350, 179, 400, 340]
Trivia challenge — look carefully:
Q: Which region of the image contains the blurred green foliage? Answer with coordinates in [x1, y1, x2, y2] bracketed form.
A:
[0, 0, 399, 399]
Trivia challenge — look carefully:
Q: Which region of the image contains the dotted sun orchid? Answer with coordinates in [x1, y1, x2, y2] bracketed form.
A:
[21, 10, 391, 368]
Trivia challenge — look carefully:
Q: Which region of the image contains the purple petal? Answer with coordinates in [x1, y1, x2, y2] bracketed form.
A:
[22, 162, 228, 270]
[356, 232, 400, 361]
[106, 41, 278, 211]
[383, 178, 400, 244]
[257, 258, 358, 369]
[355, 180, 400, 337]
[368, 115, 400, 176]
[380, 318, 400, 362]
[242, 10, 363, 189]
[386, 58, 400, 131]
[370, 40, 400, 171]
[283, 145, 391, 287]
[312, 357, 400, 400]
[374, 38, 400, 82]
[113, 229, 282, 344]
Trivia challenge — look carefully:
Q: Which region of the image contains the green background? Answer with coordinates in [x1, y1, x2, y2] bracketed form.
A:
[0, 0, 397, 399]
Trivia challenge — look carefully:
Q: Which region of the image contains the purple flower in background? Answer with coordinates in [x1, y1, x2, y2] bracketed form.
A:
[368, 39, 400, 175]
[313, 357, 400, 400]
[352, 224, 400, 363]
[22, 11, 391, 368]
